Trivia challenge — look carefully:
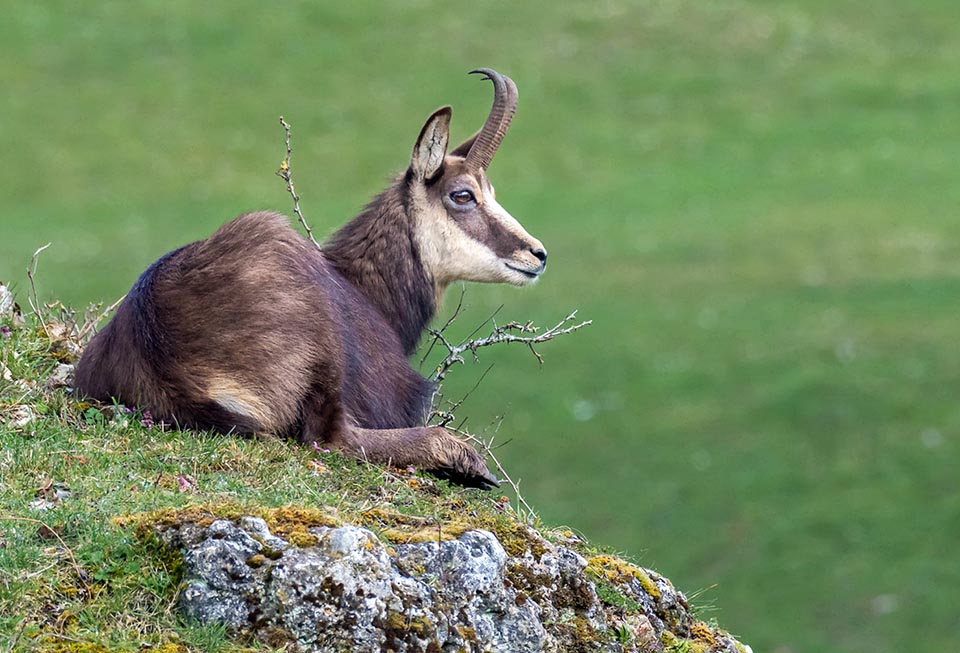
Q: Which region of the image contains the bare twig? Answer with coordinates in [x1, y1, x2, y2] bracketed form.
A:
[419, 285, 466, 371]
[461, 304, 505, 343]
[429, 310, 591, 384]
[276, 116, 322, 251]
[431, 363, 495, 427]
[26, 243, 51, 336]
[454, 420, 537, 522]
[77, 293, 126, 342]
[0, 515, 91, 596]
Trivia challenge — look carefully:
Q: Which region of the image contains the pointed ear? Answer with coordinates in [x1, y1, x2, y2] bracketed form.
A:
[449, 130, 479, 158]
[411, 106, 452, 181]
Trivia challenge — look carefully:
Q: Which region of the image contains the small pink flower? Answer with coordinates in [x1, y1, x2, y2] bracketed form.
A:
[140, 410, 154, 428]
[0, 325, 11, 338]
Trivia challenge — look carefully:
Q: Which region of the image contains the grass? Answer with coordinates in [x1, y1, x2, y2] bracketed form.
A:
[3, 1, 960, 651]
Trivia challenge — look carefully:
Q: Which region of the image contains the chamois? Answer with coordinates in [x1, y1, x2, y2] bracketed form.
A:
[75, 69, 547, 489]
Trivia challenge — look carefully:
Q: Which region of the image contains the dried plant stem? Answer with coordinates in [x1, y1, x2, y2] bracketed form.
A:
[418, 285, 466, 371]
[26, 243, 51, 337]
[276, 116, 322, 251]
[457, 423, 537, 522]
[77, 293, 126, 341]
[0, 515, 91, 595]
[429, 311, 592, 384]
[431, 363, 495, 428]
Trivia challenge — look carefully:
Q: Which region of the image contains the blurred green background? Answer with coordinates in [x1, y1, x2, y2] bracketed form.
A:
[3, 1, 958, 651]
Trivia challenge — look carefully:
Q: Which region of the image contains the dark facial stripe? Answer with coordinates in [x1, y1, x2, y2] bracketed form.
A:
[453, 205, 529, 259]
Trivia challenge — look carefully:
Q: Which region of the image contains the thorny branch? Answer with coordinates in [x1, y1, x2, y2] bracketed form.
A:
[428, 310, 592, 385]
[276, 116, 322, 251]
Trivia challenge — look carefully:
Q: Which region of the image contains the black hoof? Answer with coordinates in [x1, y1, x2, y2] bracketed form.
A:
[430, 466, 500, 490]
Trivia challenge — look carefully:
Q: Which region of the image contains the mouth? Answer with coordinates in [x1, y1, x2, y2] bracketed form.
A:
[505, 262, 543, 280]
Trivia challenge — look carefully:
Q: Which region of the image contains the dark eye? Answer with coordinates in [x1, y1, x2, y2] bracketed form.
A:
[449, 190, 475, 205]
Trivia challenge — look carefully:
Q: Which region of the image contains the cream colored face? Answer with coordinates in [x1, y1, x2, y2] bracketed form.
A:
[412, 160, 546, 289]
[407, 107, 547, 292]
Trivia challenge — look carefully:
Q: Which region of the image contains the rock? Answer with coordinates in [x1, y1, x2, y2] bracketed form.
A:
[179, 519, 265, 628]
[7, 405, 36, 429]
[393, 530, 547, 652]
[0, 283, 16, 320]
[46, 363, 75, 390]
[44, 322, 82, 363]
[146, 515, 750, 653]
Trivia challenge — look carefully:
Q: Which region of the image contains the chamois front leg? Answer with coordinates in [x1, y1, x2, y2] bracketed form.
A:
[330, 425, 500, 490]
[296, 376, 498, 489]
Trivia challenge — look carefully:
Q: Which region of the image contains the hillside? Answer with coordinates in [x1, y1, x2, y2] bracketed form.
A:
[0, 287, 749, 652]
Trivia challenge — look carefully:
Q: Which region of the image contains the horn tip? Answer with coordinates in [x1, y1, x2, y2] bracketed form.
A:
[469, 67, 499, 81]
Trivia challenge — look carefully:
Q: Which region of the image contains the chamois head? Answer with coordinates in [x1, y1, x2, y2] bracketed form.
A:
[407, 69, 547, 290]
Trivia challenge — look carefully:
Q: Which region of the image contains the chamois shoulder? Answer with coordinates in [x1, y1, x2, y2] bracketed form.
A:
[207, 210, 304, 250]
[215, 210, 293, 235]
[175, 211, 313, 273]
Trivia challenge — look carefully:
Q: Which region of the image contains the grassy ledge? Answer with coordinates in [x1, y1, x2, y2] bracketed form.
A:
[1, 293, 746, 652]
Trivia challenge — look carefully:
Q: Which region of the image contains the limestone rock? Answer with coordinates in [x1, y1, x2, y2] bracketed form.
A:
[149, 515, 751, 653]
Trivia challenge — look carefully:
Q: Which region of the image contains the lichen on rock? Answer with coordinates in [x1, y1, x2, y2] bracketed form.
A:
[143, 511, 751, 653]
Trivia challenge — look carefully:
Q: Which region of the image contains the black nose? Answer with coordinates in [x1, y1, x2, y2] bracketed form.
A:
[531, 247, 548, 267]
